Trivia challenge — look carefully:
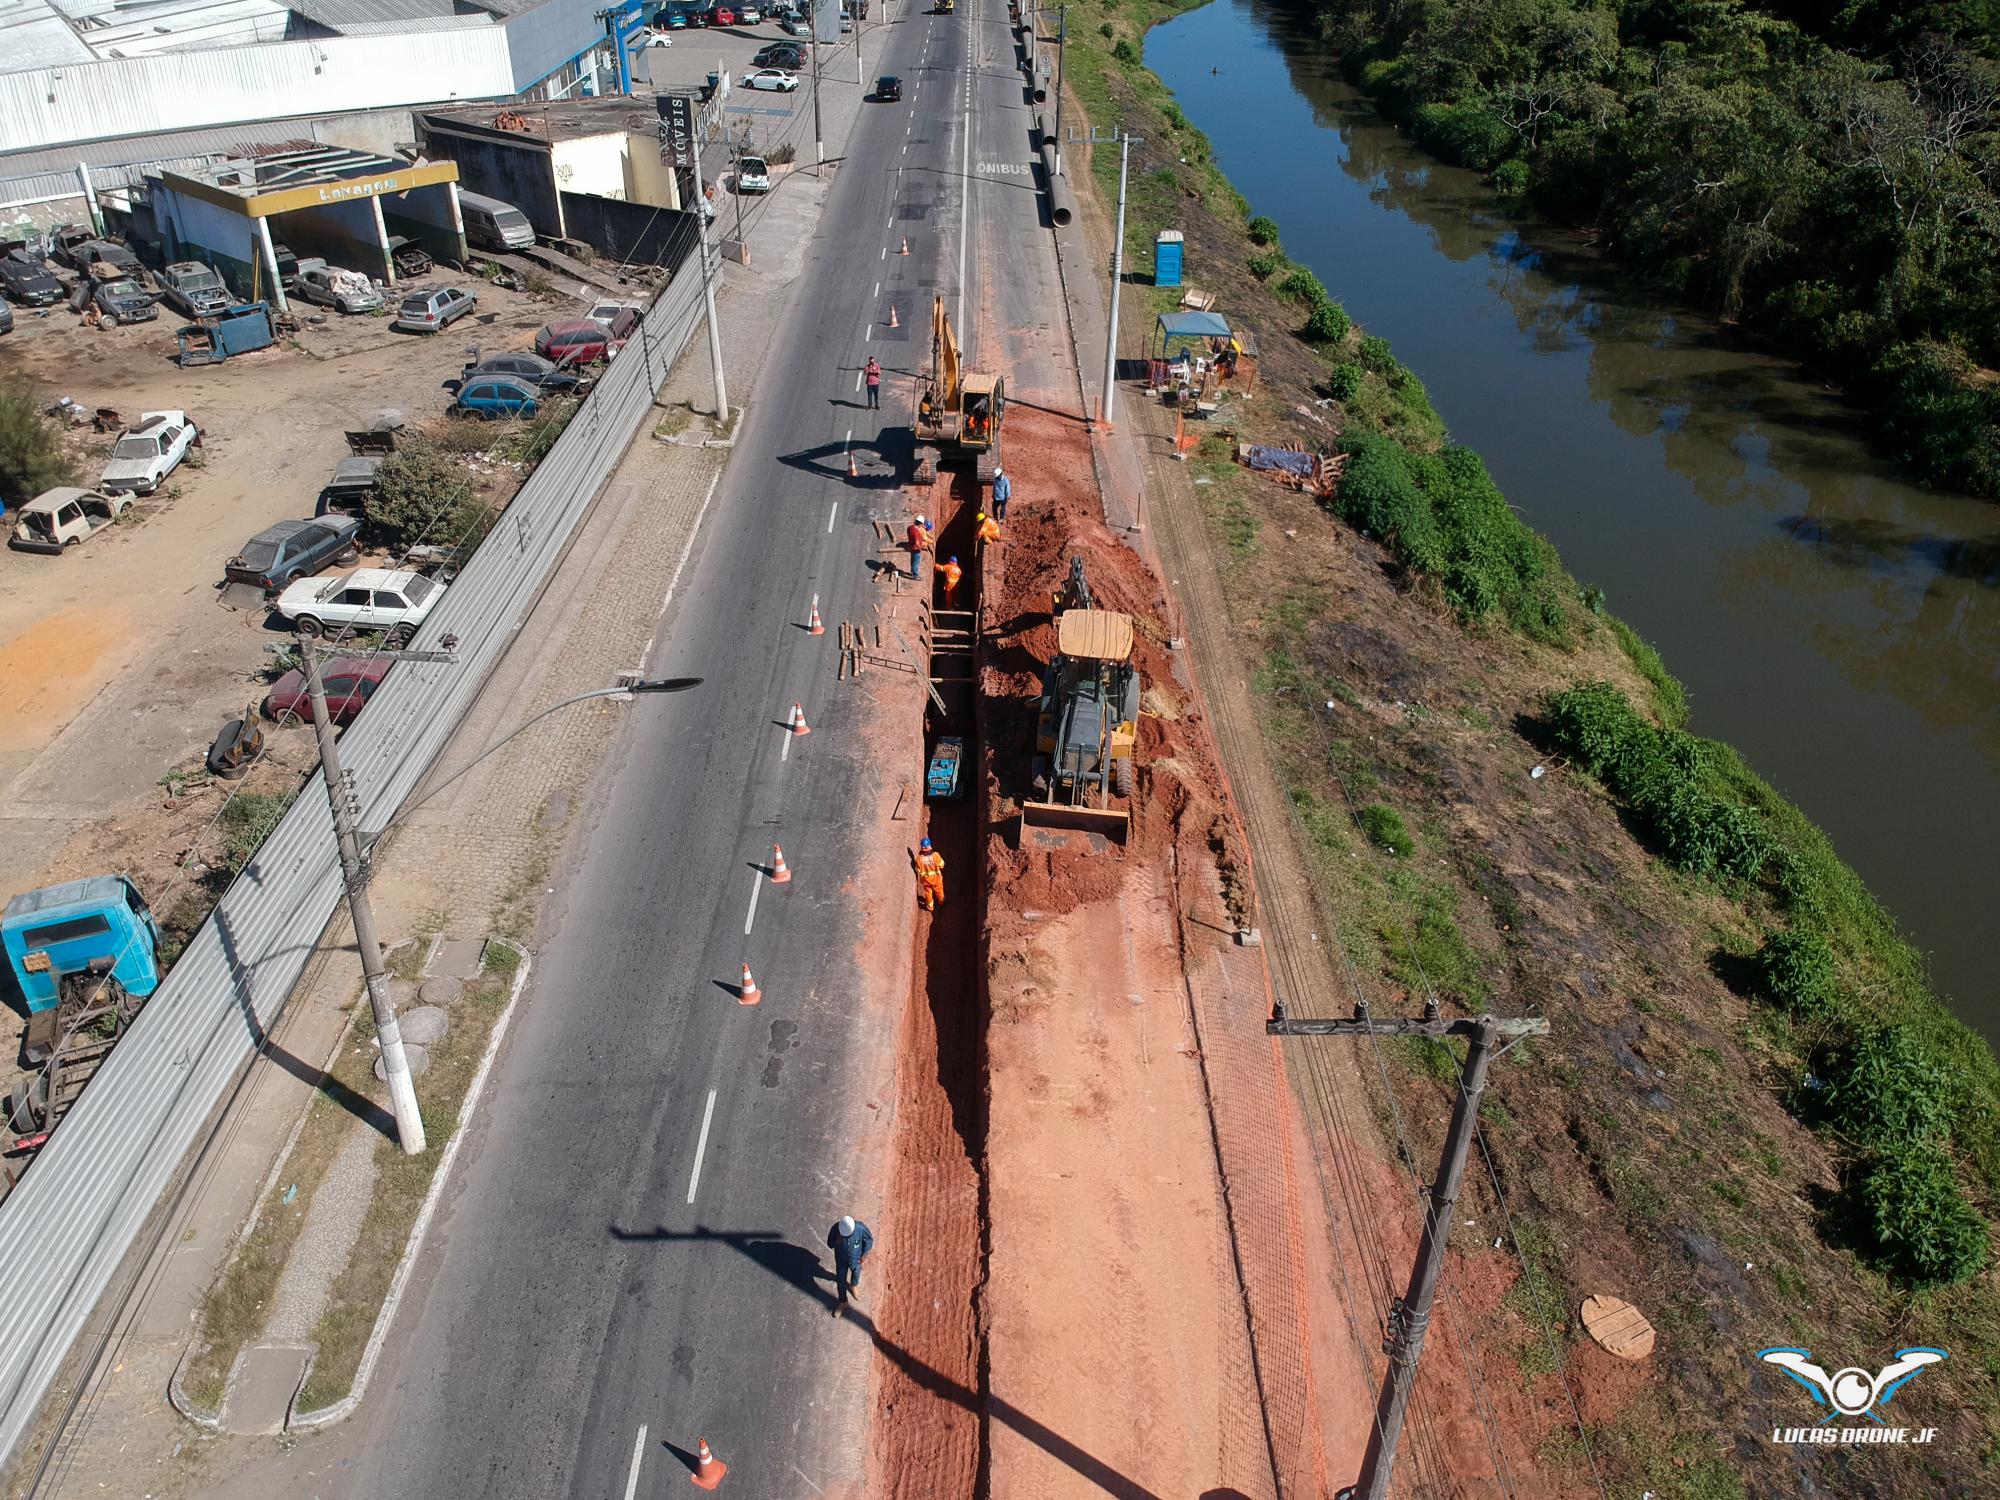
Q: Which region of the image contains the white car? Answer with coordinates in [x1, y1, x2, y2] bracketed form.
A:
[737, 3, 763, 19]
[740, 67, 799, 91]
[736, 155, 772, 193]
[276, 567, 446, 644]
[99, 410, 198, 496]
[296, 261, 383, 315]
[638, 30, 672, 45]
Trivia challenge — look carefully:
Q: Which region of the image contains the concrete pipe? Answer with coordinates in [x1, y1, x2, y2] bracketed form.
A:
[1042, 145, 1076, 228]
[1035, 111, 1053, 148]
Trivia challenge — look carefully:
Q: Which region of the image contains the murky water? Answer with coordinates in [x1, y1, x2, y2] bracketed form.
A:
[1151, 0, 2000, 1035]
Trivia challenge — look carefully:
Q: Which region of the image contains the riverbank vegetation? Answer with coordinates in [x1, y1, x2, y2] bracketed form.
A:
[1056, 1, 2000, 1491]
[1311, 0, 2000, 497]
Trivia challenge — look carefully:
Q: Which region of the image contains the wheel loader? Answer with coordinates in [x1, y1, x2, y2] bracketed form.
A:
[1023, 609, 1140, 839]
[913, 296, 1005, 483]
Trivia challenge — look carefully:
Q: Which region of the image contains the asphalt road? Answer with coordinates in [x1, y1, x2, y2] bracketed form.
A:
[317, 5, 1047, 1496]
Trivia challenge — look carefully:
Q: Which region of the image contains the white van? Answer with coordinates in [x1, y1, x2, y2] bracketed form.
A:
[458, 191, 536, 251]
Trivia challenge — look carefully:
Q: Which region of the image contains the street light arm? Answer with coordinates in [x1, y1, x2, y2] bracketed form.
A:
[361, 677, 701, 847]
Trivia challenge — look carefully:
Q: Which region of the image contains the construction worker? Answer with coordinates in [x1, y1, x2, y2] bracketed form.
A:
[864, 356, 882, 410]
[915, 836, 945, 910]
[941, 554, 963, 606]
[827, 1214, 875, 1301]
[990, 465, 1012, 519]
[906, 516, 932, 579]
[975, 510, 1000, 550]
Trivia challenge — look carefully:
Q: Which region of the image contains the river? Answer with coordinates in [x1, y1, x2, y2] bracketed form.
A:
[1148, 0, 2000, 1037]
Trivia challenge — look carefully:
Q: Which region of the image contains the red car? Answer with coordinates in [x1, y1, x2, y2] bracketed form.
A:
[262, 655, 391, 727]
[711, 5, 735, 21]
[534, 307, 639, 365]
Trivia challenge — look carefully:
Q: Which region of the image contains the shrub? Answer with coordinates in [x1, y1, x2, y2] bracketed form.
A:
[1304, 300, 1352, 343]
[1276, 267, 1329, 306]
[1357, 803, 1415, 858]
[373, 435, 485, 552]
[1411, 103, 1514, 170]
[1359, 334, 1396, 372]
[1823, 1027, 1959, 1150]
[1856, 1143, 1989, 1287]
[1163, 102, 1187, 130]
[1099, 21, 1113, 37]
[219, 793, 299, 876]
[1112, 38, 1139, 64]
[1872, 341, 2000, 498]
[0, 387, 80, 500]
[1756, 928, 1840, 1018]
[766, 142, 796, 166]
[1247, 214, 1281, 247]
[1326, 363, 1364, 403]
[1248, 250, 1285, 280]
[1489, 159, 1530, 196]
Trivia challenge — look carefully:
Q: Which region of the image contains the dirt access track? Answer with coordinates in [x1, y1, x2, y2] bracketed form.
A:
[0, 284, 564, 908]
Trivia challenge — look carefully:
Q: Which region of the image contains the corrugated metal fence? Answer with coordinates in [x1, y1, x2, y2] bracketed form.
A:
[0, 256, 712, 1465]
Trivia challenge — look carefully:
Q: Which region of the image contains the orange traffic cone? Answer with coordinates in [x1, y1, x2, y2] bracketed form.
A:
[771, 845, 792, 883]
[899, 236, 910, 255]
[738, 965, 760, 1006]
[888, 304, 899, 329]
[790, 703, 811, 736]
[691, 1435, 728, 1488]
[807, 600, 825, 635]
[847, 448, 859, 478]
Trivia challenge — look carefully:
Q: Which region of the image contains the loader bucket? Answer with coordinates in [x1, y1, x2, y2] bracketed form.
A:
[1020, 798, 1131, 841]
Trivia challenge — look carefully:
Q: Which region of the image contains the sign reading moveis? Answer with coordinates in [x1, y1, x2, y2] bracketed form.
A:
[657, 91, 696, 170]
[315, 176, 404, 203]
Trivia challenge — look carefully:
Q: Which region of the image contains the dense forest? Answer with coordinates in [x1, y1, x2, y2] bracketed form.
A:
[1314, 0, 2000, 497]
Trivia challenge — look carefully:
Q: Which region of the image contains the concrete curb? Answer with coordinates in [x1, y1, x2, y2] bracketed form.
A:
[285, 939, 533, 1431]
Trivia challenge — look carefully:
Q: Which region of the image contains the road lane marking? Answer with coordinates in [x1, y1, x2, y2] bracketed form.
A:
[873, 280, 880, 298]
[686, 1089, 718, 1204]
[745, 870, 763, 934]
[625, 1426, 648, 1500]
[828, 501, 839, 533]
[855, 367, 863, 392]
[957, 105, 970, 336]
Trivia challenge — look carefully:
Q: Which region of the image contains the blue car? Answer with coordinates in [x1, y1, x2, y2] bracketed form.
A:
[454, 373, 542, 420]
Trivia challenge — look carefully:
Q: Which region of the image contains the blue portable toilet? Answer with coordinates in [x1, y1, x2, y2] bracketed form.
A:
[1154, 229, 1184, 288]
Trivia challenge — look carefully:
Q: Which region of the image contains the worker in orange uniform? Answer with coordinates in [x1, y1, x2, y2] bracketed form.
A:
[941, 554, 963, 606]
[915, 836, 945, 910]
[975, 511, 1000, 550]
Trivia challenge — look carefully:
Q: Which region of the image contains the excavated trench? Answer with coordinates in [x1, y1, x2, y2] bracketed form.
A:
[873, 478, 993, 1499]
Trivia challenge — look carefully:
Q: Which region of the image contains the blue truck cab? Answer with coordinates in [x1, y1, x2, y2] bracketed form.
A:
[3, 877, 161, 1039]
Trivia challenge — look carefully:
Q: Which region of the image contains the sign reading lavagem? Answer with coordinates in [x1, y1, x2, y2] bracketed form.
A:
[814, 0, 839, 43]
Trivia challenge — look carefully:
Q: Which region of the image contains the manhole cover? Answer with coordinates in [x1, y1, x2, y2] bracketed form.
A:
[1581, 1294, 1655, 1360]
[386, 978, 419, 1010]
[419, 975, 465, 1007]
[374, 1042, 429, 1081]
[398, 1005, 449, 1045]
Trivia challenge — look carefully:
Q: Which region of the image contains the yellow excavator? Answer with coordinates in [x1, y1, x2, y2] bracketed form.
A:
[914, 296, 1005, 483]
[1022, 608, 1140, 840]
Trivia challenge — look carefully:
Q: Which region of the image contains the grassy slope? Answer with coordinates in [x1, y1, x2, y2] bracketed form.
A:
[1057, 1, 2000, 1494]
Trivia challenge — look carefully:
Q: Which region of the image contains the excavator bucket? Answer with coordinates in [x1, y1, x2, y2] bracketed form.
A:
[1020, 798, 1130, 841]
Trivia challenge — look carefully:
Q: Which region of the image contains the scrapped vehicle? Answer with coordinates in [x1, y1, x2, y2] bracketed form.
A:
[79, 241, 144, 283]
[740, 67, 799, 91]
[156, 261, 231, 318]
[48, 224, 97, 272]
[276, 567, 445, 644]
[392, 285, 476, 333]
[295, 260, 384, 314]
[263, 654, 391, 727]
[736, 155, 772, 194]
[99, 410, 198, 496]
[86, 278, 157, 325]
[317, 456, 381, 518]
[461, 349, 586, 392]
[0, 253, 65, 307]
[875, 74, 903, 101]
[585, 298, 640, 331]
[458, 192, 536, 251]
[225, 515, 362, 592]
[753, 41, 803, 66]
[454, 373, 542, 420]
[8, 488, 130, 554]
[270, 242, 302, 290]
[384, 236, 433, 277]
[175, 302, 276, 366]
[535, 307, 637, 364]
[0, 302, 11, 336]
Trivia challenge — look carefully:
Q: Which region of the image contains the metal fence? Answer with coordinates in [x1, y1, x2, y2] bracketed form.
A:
[0, 255, 713, 1464]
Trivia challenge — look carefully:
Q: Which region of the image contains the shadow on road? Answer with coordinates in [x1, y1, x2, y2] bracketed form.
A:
[606, 1224, 1167, 1499]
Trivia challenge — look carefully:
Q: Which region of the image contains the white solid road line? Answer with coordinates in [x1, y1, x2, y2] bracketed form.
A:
[624, 1426, 648, 1500]
[827, 500, 839, 533]
[744, 870, 763, 935]
[855, 367, 864, 391]
[873, 280, 880, 298]
[686, 1089, 718, 1204]
[957, 104, 970, 337]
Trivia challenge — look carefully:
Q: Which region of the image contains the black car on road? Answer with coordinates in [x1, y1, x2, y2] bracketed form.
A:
[875, 74, 903, 101]
[754, 42, 804, 66]
[0, 253, 64, 307]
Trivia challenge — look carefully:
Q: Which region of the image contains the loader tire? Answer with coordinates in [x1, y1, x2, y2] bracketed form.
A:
[1114, 756, 1134, 799]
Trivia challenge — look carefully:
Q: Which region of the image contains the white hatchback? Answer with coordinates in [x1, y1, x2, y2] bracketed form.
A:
[740, 67, 799, 91]
[276, 567, 445, 644]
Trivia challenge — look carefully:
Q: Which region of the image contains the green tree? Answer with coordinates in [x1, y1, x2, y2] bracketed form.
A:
[371, 436, 493, 555]
[0, 388, 79, 501]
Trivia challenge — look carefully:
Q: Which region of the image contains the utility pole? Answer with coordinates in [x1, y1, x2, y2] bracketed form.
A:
[812, 0, 827, 163]
[304, 642, 460, 1156]
[1052, 7, 1067, 175]
[688, 120, 730, 419]
[1268, 1007, 1548, 1500]
[1095, 129, 1138, 427]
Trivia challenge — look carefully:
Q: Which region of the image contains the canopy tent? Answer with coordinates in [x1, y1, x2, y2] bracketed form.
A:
[1150, 309, 1258, 395]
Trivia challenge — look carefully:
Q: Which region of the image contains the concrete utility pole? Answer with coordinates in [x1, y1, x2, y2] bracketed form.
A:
[304, 642, 459, 1155]
[1099, 130, 1138, 426]
[1267, 1008, 1549, 1500]
[688, 127, 730, 419]
[1052, 7, 1067, 176]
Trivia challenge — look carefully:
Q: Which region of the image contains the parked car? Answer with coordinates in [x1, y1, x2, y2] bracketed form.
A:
[741, 67, 799, 91]
[384, 236, 433, 277]
[48, 224, 97, 272]
[875, 74, 903, 101]
[391, 285, 476, 333]
[660, 5, 688, 25]
[0, 302, 11, 336]
[754, 41, 804, 65]
[225, 515, 363, 592]
[458, 192, 536, 251]
[79, 241, 145, 284]
[839, 6, 853, 28]
[276, 567, 445, 643]
[263, 654, 391, 727]
[461, 349, 586, 392]
[100, 410, 198, 495]
[454, 373, 543, 421]
[535, 307, 639, 364]
[8, 488, 130, 554]
[0, 253, 64, 307]
[156, 261, 232, 319]
[710, 4, 736, 22]
[780, 13, 810, 34]
[736, 155, 772, 193]
[585, 298, 640, 331]
[296, 260, 383, 314]
[270, 242, 302, 290]
[317, 456, 382, 518]
[87, 277, 157, 324]
[638, 28, 673, 45]
[737, 3, 763, 20]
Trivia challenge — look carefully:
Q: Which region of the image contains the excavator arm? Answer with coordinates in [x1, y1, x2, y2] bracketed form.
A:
[931, 295, 961, 407]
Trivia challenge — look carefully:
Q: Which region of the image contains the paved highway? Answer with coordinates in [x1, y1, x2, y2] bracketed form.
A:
[305, 4, 1052, 1495]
